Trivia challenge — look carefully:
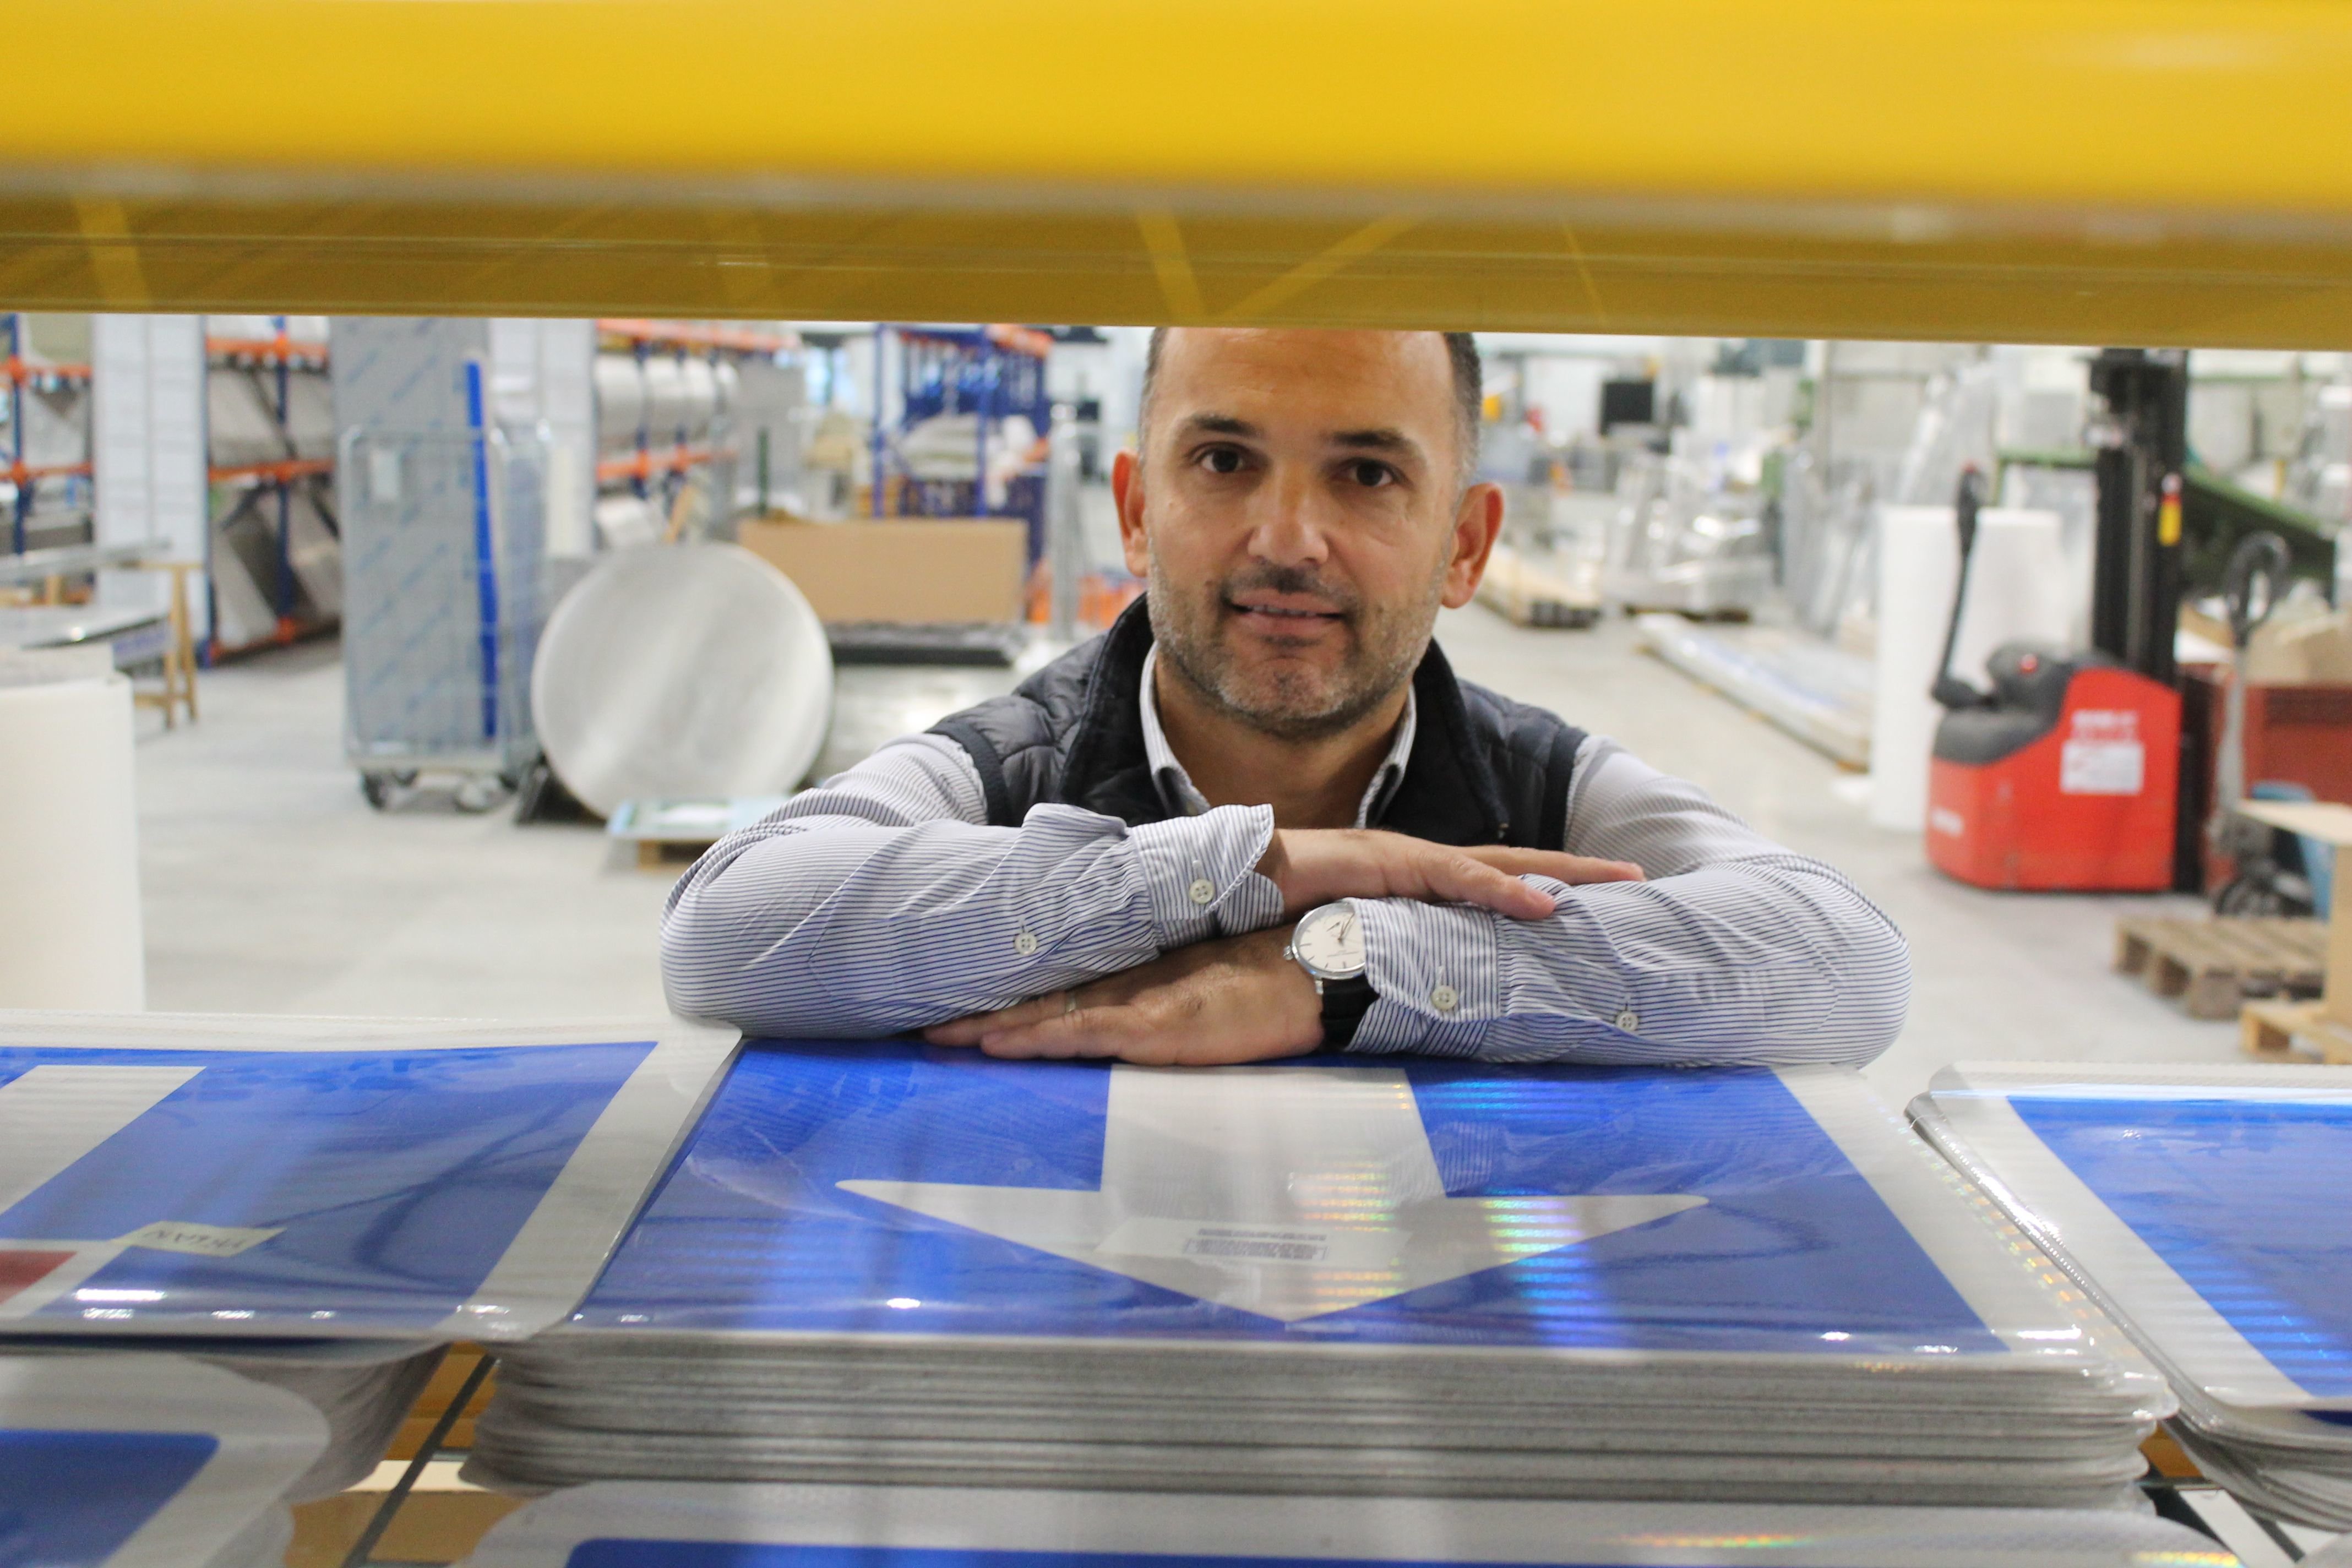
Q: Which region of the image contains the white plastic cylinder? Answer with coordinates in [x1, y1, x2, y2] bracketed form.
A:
[1869, 505, 1958, 831]
[0, 665, 145, 1008]
[593, 354, 646, 442]
[1948, 507, 2073, 686]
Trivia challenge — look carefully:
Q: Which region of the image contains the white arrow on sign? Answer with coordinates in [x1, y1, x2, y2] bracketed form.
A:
[840, 1062, 1705, 1322]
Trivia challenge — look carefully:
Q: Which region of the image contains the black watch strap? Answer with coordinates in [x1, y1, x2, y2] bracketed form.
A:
[1316, 974, 1377, 1049]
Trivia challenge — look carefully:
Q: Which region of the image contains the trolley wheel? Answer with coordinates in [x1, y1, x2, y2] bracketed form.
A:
[393, 770, 420, 788]
[360, 772, 395, 810]
[2215, 872, 2309, 919]
[453, 777, 504, 814]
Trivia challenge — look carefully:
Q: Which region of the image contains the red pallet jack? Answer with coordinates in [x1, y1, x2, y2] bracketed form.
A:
[1925, 469, 2183, 891]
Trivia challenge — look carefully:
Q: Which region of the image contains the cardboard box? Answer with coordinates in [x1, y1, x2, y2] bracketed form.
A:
[738, 516, 1028, 624]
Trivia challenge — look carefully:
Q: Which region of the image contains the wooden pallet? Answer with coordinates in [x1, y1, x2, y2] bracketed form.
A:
[2241, 997, 2352, 1063]
[1476, 546, 1602, 629]
[2113, 916, 2327, 1019]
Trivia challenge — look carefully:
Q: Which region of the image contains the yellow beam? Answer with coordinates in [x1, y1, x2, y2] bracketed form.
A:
[4, 0, 2352, 342]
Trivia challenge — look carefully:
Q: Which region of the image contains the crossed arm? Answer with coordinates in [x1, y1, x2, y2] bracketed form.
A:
[658, 733, 1910, 1068]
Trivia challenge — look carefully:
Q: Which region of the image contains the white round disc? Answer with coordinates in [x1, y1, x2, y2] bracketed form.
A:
[531, 542, 833, 819]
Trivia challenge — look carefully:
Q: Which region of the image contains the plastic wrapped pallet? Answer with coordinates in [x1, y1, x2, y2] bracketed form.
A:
[473, 1045, 2168, 1509]
[1913, 1061, 2352, 1529]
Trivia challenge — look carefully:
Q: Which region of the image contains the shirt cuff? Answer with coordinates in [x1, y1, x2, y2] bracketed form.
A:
[1127, 805, 1277, 951]
[1343, 898, 1500, 1057]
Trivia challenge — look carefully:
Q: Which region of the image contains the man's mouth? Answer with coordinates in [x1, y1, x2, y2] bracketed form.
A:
[1226, 594, 1346, 628]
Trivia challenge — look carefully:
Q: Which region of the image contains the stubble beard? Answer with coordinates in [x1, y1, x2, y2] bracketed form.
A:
[1146, 553, 1445, 742]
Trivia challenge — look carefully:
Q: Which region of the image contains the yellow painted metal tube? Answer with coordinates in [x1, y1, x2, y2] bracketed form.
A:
[3, 0, 2352, 341]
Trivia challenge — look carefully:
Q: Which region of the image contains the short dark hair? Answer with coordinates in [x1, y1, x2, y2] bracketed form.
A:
[1139, 329, 1483, 485]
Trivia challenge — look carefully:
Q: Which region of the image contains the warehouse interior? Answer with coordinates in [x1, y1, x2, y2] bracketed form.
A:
[8, 6, 2352, 1566]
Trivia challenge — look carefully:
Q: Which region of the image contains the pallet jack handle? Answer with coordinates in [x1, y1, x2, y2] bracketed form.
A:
[1929, 465, 1989, 710]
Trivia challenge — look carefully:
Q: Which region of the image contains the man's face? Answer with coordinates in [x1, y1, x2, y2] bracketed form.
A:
[1113, 329, 1501, 741]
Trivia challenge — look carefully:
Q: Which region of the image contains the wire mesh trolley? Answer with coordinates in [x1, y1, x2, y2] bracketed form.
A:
[342, 363, 549, 812]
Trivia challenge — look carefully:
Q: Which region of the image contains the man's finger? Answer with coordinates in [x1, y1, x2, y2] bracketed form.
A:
[977, 1002, 1137, 1060]
[1411, 852, 1562, 920]
[925, 989, 1075, 1046]
[1462, 847, 1645, 885]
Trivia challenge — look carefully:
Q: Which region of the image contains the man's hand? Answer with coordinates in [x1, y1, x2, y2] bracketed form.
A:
[924, 928, 1322, 1065]
[1256, 828, 1642, 921]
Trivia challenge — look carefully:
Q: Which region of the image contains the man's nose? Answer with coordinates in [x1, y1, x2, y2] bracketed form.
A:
[1245, 466, 1338, 568]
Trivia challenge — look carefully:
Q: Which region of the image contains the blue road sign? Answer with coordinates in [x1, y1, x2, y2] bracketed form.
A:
[575, 1043, 2011, 1354]
[0, 1016, 739, 1338]
[2010, 1091, 2352, 1399]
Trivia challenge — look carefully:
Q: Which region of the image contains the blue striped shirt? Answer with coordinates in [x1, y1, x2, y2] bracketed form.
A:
[661, 665, 1909, 1066]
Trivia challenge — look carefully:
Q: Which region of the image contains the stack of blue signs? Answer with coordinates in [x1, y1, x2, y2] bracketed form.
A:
[1913, 1061, 2352, 1529]
[0, 1009, 738, 1510]
[472, 1044, 2168, 1509]
[0, 1352, 328, 1568]
[455, 1481, 2241, 1568]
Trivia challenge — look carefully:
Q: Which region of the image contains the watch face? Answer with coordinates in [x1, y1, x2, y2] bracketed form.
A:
[1293, 903, 1365, 981]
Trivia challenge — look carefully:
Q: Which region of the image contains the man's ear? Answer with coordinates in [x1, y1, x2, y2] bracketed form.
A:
[1112, 448, 1151, 578]
[1439, 482, 1506, 608]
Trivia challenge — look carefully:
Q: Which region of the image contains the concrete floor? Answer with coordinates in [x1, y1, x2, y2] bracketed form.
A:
[133, 606, 2239, 1107]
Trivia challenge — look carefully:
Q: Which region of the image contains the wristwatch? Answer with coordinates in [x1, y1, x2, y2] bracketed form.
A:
[1284, 901, 1377, 1048]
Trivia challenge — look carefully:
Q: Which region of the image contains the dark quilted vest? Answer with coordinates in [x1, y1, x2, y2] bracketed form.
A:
[930, 598, 1587, 848]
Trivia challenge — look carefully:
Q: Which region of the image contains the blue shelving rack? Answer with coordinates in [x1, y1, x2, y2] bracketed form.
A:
[870, 324, 1052, 561]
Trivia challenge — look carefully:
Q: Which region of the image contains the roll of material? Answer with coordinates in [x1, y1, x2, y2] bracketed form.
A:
[640, 357, 689, 438]
[1869, 505, 1958, 832]
[592, 354, 645, 442]
[530, 542, 832, 819]
[1949, 507, 2073, 687]
[0, 660, 144, 1008]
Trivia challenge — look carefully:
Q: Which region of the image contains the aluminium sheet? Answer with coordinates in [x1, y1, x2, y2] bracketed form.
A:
[457, 1482, 2240, 1568]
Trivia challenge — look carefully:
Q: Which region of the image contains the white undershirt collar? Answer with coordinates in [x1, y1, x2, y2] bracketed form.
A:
[1137, 645, 1417, 828]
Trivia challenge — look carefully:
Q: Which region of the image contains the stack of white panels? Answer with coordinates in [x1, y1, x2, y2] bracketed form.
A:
[0, 1011, 737, 1500]
[474, 1044, 2166, 1508]
[1913, 1062, 2352, 1530]
[460, 1482, 2241, 1568]
[0, 1352, 326, 1568]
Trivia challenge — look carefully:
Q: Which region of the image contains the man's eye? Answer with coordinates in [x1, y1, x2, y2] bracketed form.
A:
[1345, 460, 1395, 488]
[1198, 447, 1247, 475]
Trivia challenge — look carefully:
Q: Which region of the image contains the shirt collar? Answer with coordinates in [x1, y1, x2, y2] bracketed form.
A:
[1138, 645, 1417, 827]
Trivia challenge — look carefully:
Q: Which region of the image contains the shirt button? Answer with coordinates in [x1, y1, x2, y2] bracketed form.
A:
[1187, 878, 1216, 906]
[1614, 1007, 1640, 1032]
[1430, 984, 1460, 1013]
[1013, 932, 1038, 956]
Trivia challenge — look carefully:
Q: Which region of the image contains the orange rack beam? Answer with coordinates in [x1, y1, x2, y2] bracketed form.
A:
[206, 336, 328, 366]
[597, 319, 791, 355]
[6, 357, 91, 385]
[5, 459, 92, 482]
[596, 444, 731, 483]
[983, 324, 1053, 360]
[208, 457, 331, 484]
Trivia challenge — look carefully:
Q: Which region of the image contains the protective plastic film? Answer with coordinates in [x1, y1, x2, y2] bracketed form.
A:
[569, 1044, 2119, 1363]
[0, 1351, 326, 1568]
[1914, 1062, 2352, 1415]
[0, 1011, 739, 1340]
[459, 1482, 2240, 1568]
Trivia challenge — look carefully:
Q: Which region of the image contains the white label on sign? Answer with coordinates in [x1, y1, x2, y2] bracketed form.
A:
[1099, 1216, 1396, 1270]
[1930, 807, 1966, 837]
[119, 1221, 282, 1258]
[2062, 739, 2145, 796]
[0, 1066, 203, 1215]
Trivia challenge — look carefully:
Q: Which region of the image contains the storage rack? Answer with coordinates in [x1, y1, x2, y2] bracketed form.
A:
[3, 313, 94, 560]
[872, 324, 1052, 560]
[595, 318, 791, 534]
[205, 319, 337, 657]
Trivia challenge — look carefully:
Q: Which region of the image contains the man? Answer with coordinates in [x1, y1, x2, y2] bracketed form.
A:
[663, 329, 1908, 1068]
